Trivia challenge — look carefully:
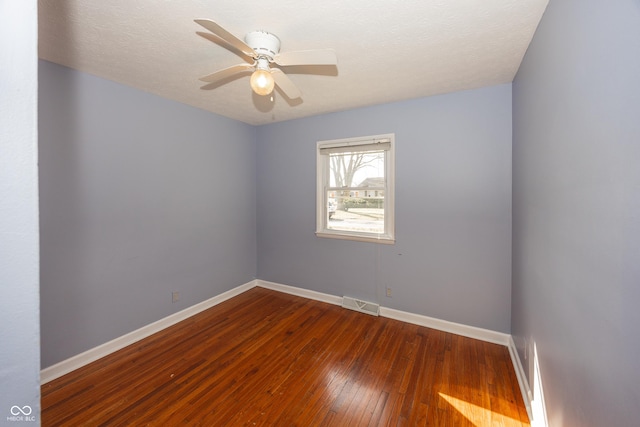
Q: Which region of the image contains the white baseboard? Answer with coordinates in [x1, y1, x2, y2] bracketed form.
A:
[40, 280, 257, 384]
[256, 279, 510, 346]
[379, 306, 511, 346]
[41, 277, 529, 421]
[256, 279, 343, 306]
[508, 335, 533, 421]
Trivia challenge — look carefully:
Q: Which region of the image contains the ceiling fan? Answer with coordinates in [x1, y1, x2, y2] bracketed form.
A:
[195, 19, 337, 99]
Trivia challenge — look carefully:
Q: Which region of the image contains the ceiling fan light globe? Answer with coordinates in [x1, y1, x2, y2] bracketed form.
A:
[250, 69, 275, 96]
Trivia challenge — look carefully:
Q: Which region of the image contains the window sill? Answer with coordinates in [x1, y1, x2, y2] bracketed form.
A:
[315, 231, 395, 245]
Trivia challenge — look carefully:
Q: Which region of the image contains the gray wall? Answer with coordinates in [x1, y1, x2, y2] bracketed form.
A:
[0, 0, 40, 422]
[39, 61, 257, 368]
[512, 0, 640, 425]
[257, 85, 513, 333]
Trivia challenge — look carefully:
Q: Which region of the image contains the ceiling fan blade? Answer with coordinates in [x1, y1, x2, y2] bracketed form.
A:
[274, 49, 337, 67]
[196, 31, 254, 64]
[194, 19, 255, 58]
[199, 64, 254, 83]
[271, 68, 301, 99]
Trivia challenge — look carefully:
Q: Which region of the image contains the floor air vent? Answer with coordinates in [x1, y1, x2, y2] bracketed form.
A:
[341, 296, 380, 316]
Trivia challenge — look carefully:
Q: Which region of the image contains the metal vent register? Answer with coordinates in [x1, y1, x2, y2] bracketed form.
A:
[341, 296, 380, 316]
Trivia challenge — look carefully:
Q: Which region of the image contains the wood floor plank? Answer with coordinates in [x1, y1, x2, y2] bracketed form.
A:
[41, 287, 530, 426]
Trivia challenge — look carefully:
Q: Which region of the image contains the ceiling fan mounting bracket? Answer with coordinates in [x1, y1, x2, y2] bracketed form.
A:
[244, 31, 281, 61]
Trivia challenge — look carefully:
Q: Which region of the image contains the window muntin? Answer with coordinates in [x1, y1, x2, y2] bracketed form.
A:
[316, 134, 395, 244]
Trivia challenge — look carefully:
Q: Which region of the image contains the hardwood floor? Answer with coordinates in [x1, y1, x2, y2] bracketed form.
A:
[41, 287, 530, 426]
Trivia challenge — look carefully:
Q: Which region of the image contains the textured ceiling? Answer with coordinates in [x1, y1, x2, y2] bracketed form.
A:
[38, 0, 548, 125]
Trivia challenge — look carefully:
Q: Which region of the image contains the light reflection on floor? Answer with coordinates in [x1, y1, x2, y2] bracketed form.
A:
[439, 392, 526, 426]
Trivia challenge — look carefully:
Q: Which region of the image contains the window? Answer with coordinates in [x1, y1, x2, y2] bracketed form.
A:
[316, 133, 395, 244]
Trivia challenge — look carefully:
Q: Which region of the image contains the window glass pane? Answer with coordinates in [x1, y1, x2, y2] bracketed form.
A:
[329, 151, 385, 188]
[327, 193, 384, 234]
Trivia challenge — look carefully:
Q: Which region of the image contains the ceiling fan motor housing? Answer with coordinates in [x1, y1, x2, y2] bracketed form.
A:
[245, 31, 281, 60]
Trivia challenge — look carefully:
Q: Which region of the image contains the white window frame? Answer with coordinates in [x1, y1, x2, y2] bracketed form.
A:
[316, 133, 395, 244]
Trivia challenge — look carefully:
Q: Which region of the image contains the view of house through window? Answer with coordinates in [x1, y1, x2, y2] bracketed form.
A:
[328, 150, 385, 234]
[316, 134, 395, 244]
